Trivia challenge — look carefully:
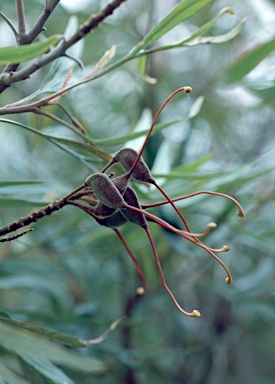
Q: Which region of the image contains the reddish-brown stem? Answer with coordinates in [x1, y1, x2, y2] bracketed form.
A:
[124, 204, 233, 285]
[114, 228, 147, 292]
[153, 182, 196, 239]
[125, 86, 201, 243]
[142, 190, 244, 217]
[129, 87, 192, 176]
[144, 227, 200, 317]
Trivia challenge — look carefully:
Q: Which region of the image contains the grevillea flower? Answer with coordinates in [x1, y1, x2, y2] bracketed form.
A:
[79, 87, 245, 317]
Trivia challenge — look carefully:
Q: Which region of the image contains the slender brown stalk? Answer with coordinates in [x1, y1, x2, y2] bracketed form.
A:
[114, 228, 147, 291]
[16, 0, 27, 36]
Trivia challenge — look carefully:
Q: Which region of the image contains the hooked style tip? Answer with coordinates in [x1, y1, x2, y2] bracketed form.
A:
[136, 287, 146, 296]
[192, 310, 201, 317]
[184, 86, 192, 94]
[209, 244, 230, 253]
[222, 245, 230, 252]
[208, 222, 217, 229]
[237, 208, 245, 218]
[225, 276, 232, 285]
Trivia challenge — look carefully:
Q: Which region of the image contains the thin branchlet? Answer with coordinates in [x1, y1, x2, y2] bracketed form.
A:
[0, 183, 89, 239]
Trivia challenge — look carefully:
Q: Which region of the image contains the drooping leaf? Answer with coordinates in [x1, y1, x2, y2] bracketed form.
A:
[188, 96, 204, 118]
[184, 16, 247, 46]
[138, 14, 247, 54]
[20, 356, 75, 384]
[0, 35, 62, 64]
[222, 37, 275, 83]
[33, 17, 82, 96]
[93, 119, 183, 146]
[94, 95, 203, 146]
[131, 0, 213, 53]
[136, 55, 147, 77]
[0, 181, 42, 187]
[0, 315, 124, 348]
[0, 316, 88, 348]
[155, 164, 273, 186]
[0, 360, 30, 384]
[135, 55, 157, 84]
[0, 118, 111, 166]
[250, 85, 275, 102]
[0, 276, 67, 307]
[182, 7, 235, 44]
[0, 322, 108, 374]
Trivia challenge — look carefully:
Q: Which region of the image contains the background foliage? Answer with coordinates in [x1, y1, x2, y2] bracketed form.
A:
[0, 0, 274, 383]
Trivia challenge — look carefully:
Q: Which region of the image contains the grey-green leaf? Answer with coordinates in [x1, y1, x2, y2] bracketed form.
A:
[21, 357, 75, 384]
[0, 360, 30, 384]
[0, 322, 108, 374]
[0, 35, 62, 64]
[222, 37, 275, 83]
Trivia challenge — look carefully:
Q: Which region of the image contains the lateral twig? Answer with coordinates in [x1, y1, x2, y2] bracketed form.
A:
[0, 183, 89, 240]
[0, 0, 127, 93]
[0, 228, 33, 243]
[16, 0, 27, 36]
[0, 11, 18, 37]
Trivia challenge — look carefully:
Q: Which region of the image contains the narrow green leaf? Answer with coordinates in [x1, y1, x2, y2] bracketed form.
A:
[183, 7, 235, 44]
[241, 231, 275, 255]
[0, 316, 84, 348]
[204, 167, 274, 191]
[192, 17, 248, 45]
[21, 357, 75, 384]
[188, 96, 204, 118]
[185, 16, 247, 46]
[135, 55, 157, 83]
[134, 0, 212, 51]
[0, 118, 110, 165]
[0, 181, 46, 198]
[0, 181, 42, 187]
[0, 360, 30, 384]
[223, 37, 275, 83]
[136, 55, 147, 77]
[93, 119, 183, 146]
[94, 94, 203, 146]
[139, 15, 247, 55]
[250, 85, 275, 102]
[0, 35, 62, 64]
[0, 315, 124, 348]
[174, 153, 212, 172]
[0, 322, 108, 374]
[153, 166, 273, 186]
[0, 276, 65, 307]
[33, 17, 82, 96]
[0, 197, 47, 208]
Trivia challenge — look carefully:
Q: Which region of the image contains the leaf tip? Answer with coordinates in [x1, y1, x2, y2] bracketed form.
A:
[222, 7, 235, 16]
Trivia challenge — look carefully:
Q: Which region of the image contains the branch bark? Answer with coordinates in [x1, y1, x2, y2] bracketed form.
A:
[0, 183, 89, 239]
[16, 0, 27, 36]
[0, 0, 60, 93]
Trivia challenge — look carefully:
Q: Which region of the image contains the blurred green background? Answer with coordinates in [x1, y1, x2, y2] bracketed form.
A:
[0, 1, 274, 383]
